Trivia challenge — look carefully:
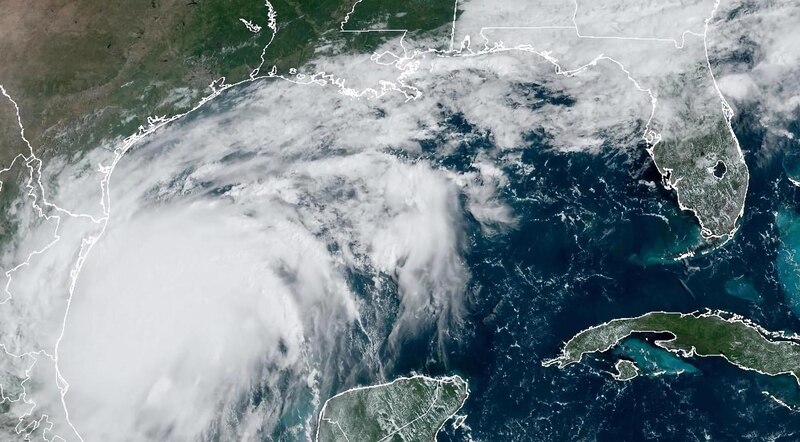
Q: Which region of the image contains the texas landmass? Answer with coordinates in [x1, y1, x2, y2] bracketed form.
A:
[0, 0, 457, 161]
[0, 0, 750, 255]
[0, 0, 457, 246]
[544, 311, 800, 396]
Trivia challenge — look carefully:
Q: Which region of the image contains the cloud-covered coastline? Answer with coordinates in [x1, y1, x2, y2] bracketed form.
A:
[708, 0, 800, 164]
[38, 64, 523, 440]
[0, 0, 797, 440]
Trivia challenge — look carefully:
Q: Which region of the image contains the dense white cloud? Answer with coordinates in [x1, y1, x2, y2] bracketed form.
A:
[708, 0, 800, 137]
[41, 69, 516, 439]
[0, 0, 797, 440]
[60, 200, 349, 440]
[0, 35, 691, 442]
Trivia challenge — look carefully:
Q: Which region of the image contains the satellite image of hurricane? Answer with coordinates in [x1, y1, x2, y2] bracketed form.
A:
[0, 0, 799, 440]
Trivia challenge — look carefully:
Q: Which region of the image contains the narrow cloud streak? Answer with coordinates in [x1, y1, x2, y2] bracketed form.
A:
[7, 0, 787, 436]
[50, 63, 517, 438]
[2, 30, 697, 439]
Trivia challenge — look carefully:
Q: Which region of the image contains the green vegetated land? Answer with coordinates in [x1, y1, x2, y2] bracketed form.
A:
[316, 376, 468, 442]
[341, 0, 458, 52]
[612, 359, 640, 381]
[1, 0, 276, 166]
[652, 112, 748, 240]
[544, 311, 800, 383]
[344, 0, 455, 31]
[0, 0, 459, 248]
[0, 0, 458, 164]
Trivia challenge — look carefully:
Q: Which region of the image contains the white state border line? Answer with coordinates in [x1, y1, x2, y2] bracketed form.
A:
[476, 0, 704, 50]
[0, 0, 750, 439]
[0, 83, 108, 441]
[344, 0, 745, 244]
[471, 0, 745, 246]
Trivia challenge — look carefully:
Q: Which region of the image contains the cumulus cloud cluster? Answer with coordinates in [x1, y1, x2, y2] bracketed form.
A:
[0, 0, 795, 440]
[17, 55, 529, 440]
[50, 89, 497, 440]
[709, 0, 800, 157]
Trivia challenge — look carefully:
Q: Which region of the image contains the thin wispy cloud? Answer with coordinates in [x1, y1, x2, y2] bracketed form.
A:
[0, 0, 797, 440]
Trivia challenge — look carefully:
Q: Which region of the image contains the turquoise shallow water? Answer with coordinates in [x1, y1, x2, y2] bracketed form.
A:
[175, 80, 800, 440]
[613, 338, 699, 377]
[724, 275, 762, 302]
[430, 106, 800, 441]
[776, 211, 800, 316]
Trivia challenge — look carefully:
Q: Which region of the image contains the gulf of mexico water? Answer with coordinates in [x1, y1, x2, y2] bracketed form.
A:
[190, 78, 800, 440]
[84, 71, 800, 440]
[396, 104, 800, 441]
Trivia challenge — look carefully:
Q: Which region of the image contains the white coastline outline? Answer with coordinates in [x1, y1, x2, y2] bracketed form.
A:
[0, 0, 755, 438]
[314, 374, 469, 442]
[610, 359, 640, 382]
[542, 309, 800, 411]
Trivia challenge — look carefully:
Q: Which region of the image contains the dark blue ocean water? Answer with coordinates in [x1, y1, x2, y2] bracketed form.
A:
[386, 104, 800, 441]
[123, 77, 800, 440]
